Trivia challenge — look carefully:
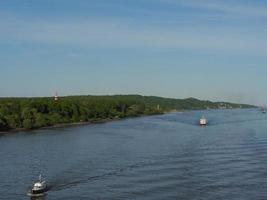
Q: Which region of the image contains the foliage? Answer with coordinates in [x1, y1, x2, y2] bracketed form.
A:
[0, 95, 255, 131]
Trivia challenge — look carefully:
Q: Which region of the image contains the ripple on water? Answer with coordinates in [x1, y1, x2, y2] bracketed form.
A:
[1, 109, 267, 199]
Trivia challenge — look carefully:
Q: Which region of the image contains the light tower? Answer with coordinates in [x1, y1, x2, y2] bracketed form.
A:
[54, 91, 59, 101]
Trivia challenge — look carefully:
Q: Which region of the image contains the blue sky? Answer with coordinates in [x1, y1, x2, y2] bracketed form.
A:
[0, 0, 267, 105]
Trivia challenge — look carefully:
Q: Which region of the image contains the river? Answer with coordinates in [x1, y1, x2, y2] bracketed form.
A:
[1, 109, 267, 200]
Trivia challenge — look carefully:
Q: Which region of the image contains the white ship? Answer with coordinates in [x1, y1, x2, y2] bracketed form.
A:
[200, 116, 207, 126]
[261, 106, 266, 114]
[27, 174, 47, 197]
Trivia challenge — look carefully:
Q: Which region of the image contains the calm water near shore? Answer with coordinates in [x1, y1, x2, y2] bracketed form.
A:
[1, 109, 267, 200]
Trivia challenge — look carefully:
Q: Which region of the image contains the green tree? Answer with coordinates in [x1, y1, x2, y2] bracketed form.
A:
[23, 119, 34, 129]
[5, 114, 21, 129]
[21, 107, 37, 129]
[34, 114, 48, 128]
[0, 117, 8, 130]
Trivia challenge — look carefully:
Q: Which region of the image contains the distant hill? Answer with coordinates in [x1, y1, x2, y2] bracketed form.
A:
[0, 95, 255, 131]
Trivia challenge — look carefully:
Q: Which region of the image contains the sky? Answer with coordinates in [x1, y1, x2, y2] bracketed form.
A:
[0, 0, 267, 105]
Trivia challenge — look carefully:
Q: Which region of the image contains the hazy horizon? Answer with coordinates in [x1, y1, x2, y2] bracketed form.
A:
[0, 93, 258, 106]
[1, 0, 266, 105]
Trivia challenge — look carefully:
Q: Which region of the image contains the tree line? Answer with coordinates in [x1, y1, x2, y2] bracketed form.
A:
[0, 95, 254, 131]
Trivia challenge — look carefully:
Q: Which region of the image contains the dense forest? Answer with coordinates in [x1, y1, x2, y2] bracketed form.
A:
[0, 95, 254, 131]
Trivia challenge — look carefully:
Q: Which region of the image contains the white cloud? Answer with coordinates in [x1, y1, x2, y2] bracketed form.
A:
[0, 13, 266, 55]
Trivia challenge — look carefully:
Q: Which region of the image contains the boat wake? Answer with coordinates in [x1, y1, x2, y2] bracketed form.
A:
[47, 159, 154, 191]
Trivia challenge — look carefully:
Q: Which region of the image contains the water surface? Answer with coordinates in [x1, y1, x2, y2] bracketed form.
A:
[1, 109, 267, 200]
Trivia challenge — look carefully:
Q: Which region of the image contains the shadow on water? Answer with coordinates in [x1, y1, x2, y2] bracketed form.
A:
[30, 196, 47, 200]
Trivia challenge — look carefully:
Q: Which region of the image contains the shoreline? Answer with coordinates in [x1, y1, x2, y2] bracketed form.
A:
[0, 95, 255, 135]
[0, 118, 120, 134]
[0, 113, 161, 135]
[0, 108, 255, 135]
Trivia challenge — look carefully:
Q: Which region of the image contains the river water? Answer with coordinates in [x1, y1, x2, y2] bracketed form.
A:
[1, 109, 267, 200]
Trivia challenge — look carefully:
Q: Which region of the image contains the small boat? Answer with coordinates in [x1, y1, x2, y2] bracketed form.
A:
[27, 174, 47, 197]
[200, 116, 207, 126]
[260, 106, 266, 114]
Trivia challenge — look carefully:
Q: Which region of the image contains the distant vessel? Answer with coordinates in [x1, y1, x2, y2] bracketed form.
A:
[260, 106, 266, 114]
[200, 116, 207, 126]
[27, 174, 47, 197]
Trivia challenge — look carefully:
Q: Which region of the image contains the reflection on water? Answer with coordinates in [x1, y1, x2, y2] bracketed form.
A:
[1, 109, 267, 200]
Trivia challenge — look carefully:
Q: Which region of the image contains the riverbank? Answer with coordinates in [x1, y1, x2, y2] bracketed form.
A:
[0, 108, 257, 135]
[0, 113, 158, 134]
[0, 95, 255, 133]
[0, 118, 115, 134]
